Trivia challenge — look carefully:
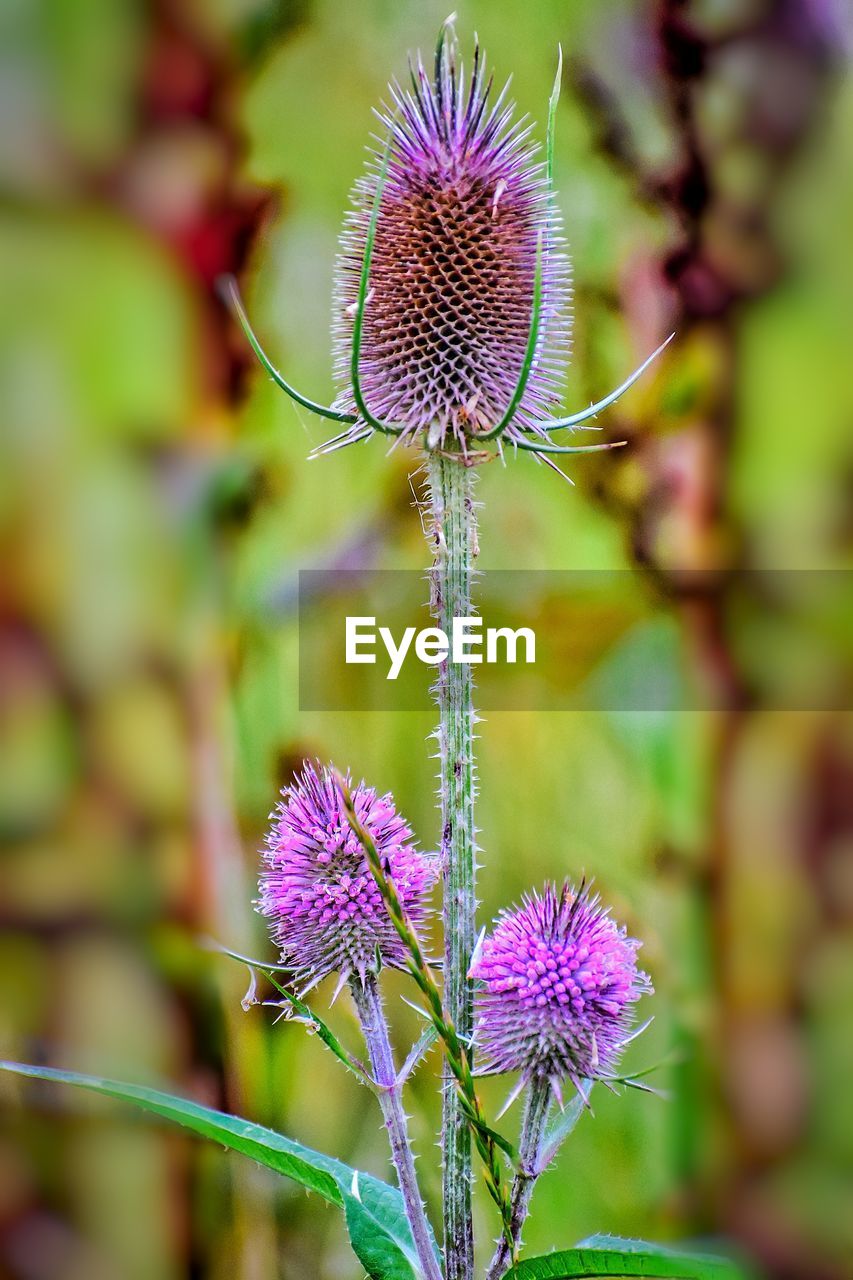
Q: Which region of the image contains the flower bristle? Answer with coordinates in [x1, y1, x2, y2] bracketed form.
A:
[472, 882, 652, 1094]
[258, 762, 438, 991]
[332, 22, 571, 449]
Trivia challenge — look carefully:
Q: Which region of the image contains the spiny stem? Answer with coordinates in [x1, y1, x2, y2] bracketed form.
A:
[485, 1078, 552, 1280]
[427, 451, 478, 1280]
[349, 973, 443, 1280]
[336, 774, 515, 1258]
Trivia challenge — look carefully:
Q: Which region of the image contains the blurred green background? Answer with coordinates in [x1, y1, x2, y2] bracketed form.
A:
[1, 1, 852, 1277]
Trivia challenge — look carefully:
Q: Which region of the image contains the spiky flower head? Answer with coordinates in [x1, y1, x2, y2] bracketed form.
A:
[332, 20, 571, 451]
[472, 883, 651, 1095]
[258, 762, 437, 992]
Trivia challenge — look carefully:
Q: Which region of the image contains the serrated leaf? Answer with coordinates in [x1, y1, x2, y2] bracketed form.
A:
[0, 1060, 434, 1280]
[504, 1233, 750, 1279]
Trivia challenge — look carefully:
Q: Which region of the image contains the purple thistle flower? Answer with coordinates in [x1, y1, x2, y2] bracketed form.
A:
[331, 25, 571, 449]
[258, 762, 438, 992]
[472, 882, 652, 1096]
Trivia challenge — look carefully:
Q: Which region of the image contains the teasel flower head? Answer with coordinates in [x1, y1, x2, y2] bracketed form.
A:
[258, 762, 438, 992]
[472, 882, 652, 1097]
[331, 21, 570, 453]
[223, 18, 671, 466]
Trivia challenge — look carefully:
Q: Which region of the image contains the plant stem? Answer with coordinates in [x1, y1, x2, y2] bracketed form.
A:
[427, 451, 478, 1280]
[338, 774, 515, 1245]
[485, 1079, 552, 1280]
[350, 972, 443, 1280]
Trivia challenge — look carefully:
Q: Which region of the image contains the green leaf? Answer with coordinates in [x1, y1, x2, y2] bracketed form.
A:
[0, 1060, 433, 1280]
[504, 1233, 750, 1279]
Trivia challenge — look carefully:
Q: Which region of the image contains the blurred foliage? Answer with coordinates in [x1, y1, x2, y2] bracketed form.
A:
[1, 1, 852, 1278]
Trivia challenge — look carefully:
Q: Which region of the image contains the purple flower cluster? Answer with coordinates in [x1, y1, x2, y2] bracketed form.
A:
[258, 763, 437, 992]
[472, 883, 651, 1093]
[332, 29, 570, 447]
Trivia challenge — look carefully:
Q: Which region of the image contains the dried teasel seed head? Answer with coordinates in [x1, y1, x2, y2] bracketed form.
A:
[332, 22, 571, 449]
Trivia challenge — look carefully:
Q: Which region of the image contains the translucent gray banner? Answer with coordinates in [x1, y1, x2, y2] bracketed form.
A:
[297, 569, 852, 712]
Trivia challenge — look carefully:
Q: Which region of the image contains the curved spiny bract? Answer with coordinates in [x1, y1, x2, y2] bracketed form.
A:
[220, 276, 357, 424]
[513, 437, 627, 456]
[530, 333, 675, 433]
[350, 138, 405, 437]
[332, 24, 571, 452]
[475, 232, 544, 442]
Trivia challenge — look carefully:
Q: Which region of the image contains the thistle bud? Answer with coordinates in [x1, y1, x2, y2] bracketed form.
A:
[258, 763, 437, 991]
[472, 883, 651, 1093]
